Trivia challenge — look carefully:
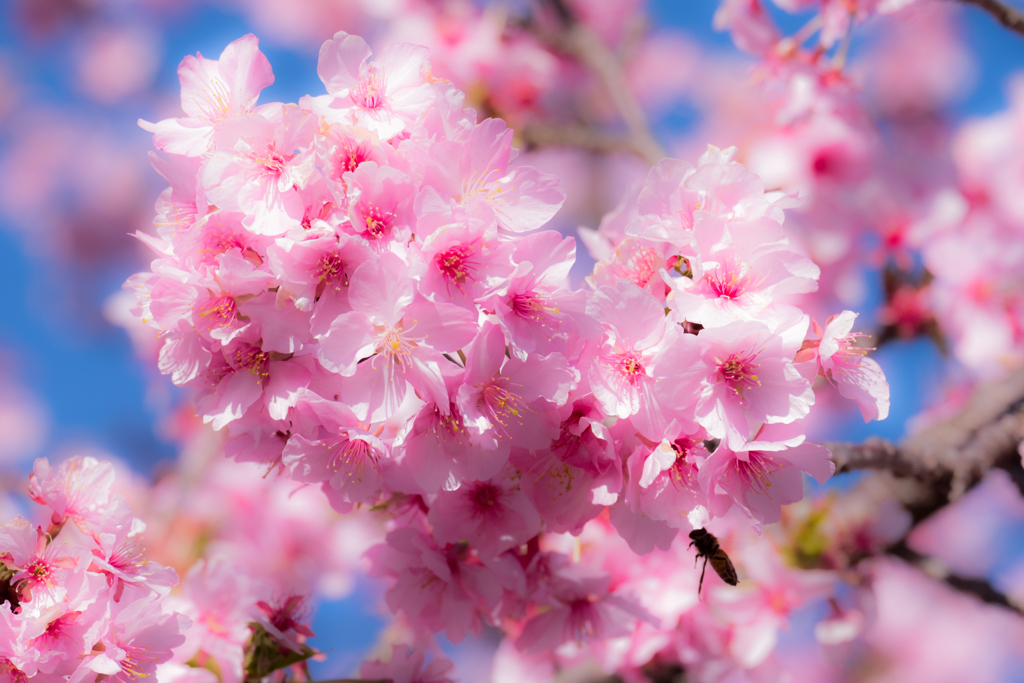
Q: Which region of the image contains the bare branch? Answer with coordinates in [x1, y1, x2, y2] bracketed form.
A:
[888, 541, 1023, 615]
[532, 0, 667, 165]
[827, 365, 1024, 506]
[519, 123, 643, 155]
[954, 0, 1024, 37]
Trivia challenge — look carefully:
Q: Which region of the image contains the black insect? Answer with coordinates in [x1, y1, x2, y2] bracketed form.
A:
[688, 528, 738, 595]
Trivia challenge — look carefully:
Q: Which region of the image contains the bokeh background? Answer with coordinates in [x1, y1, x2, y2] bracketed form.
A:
[2, 0, 1024, 678]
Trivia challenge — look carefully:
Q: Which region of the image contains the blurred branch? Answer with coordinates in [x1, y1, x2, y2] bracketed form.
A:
[823, 368, 1024, 613]
[531, 0, 667, 165]
[827, 365, 1024, 511]
[888, 541, 1023, 615]
[955, 0, 1024, 37]
[519, 123, 646, 155]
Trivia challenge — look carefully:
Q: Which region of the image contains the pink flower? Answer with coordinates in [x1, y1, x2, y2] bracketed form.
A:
[361, 645, 455, 683]
[693, 313, 814, 449]
[317, 251, 478, 422]
[0, 517, 80, 605]
[418, 117, 566, 233]
[428, 471, 542, 557]
[266, 231, 371, 313]
[340, 160, 415, 244]
[480, 231, 598, 361]
[172, 558, 252, 683]
[366, 527, 506, 643]
[400, 372, 505, 494]
[201, 105, 317, 235]
[515, 558, 655, 653]
[28, 456, 115, 531]
[456, 323, 577, 455]
[698, 423, 834, 528]
[587, 281, 702, 440]
[814, 311, 890, 422]
[139, 34, 274, 156]
[255, 594, 315, 654]
[308, 31, 433, 139]
[79, 593, 190, 683]
[282, 392, 388, 508]
[625, 432, 711, 531]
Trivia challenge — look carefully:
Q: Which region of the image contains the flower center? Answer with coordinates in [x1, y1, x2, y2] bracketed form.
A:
[230, 344, 270, 380]
[436, 244, 477, 287]
[359, 204, 396, 240]
[338, 138, 372, 175]
[352, 67, 386, 109]
[612, 351, 646, 386]
[733, 451, 780, 497]
[716, 351, 761, 399]
[196, 296, 237, 329]
[314, 253, 349, 291]
[481, 381, 526, 433]
[625, 246, 661, 288]
[468, 483, 504, 518]
[509, 291, 559, 322]
[249, 146, 292, 178]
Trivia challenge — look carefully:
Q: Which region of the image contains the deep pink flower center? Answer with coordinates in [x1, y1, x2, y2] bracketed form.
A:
[109, 540, 144, 573]
[260, 594, 311, 633]
[338, 139, 372, 175]
[669, 439, 700, 489]
[352, 67, 386, 109]
[0, 659, 27, 683]
[436, 244, 477, 286]
[626, 246, 661, 288]
[359, 204, 396, 239]
[378, 327, 417, 368]
[249, 146, 292, 177]
[26, 559, 52, 584]
[315, 253, 349, 289]
[468, 483, 504, 518]
[567, 598, 601, 640]
[509, 291, 558, 321]
[716, 351, 761, 398]
[706, 267, 752, 300]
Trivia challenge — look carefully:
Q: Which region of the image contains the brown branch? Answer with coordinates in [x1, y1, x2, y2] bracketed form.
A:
[532, 0, 666, 165]
[954, 0, 1024, 37]
[519, 123, 644, 155]
[888, 541, 1023, 615]
[827, 364, 1024, 510]
[821, 367, 1024, 613]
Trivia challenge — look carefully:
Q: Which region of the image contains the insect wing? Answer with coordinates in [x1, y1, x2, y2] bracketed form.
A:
[709, 548, 738, 586]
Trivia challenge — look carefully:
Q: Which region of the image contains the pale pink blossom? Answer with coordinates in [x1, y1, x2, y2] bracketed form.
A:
[139, 34, 274, 156]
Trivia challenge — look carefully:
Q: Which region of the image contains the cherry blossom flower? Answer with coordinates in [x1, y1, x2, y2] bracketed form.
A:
[139, 34, 274, 156]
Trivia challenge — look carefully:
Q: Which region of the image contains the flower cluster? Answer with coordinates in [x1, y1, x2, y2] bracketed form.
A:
[128, 31, 889, 664]
[0, 455, 321, 683]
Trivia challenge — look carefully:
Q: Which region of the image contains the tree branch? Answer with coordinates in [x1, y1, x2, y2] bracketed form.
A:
[888, 541, 1022, 615]
[954, 0, 1024, 37]
[519, 123, 647, 156]
[827, 365, 1024, 509]
[532, 0, 667, 165]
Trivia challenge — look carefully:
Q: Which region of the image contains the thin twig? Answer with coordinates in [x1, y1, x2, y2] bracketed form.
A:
[954, 0, 1024, 37]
